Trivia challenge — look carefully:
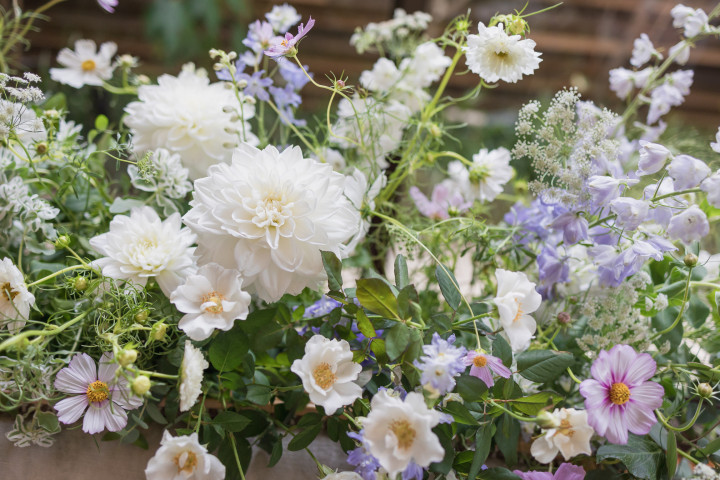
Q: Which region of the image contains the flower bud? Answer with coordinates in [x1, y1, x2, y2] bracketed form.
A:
[684, 253, 698, 267]
[54, 235, 71, 249]
[428, 124, 442, 138]
[118, 349, 138, 367]
[697, 382, 714, 399]
[73, 276, 88, 292]
[132, 375, 151, 396]
[35, 142, 48, 155]
[557, 312, 571, 325]
[135, 74, 151, 85]
[335, 79, 346, 89]
[134, 309, 149, 324]
[535, 410, 560, 429]
[151, 323, 167, 341]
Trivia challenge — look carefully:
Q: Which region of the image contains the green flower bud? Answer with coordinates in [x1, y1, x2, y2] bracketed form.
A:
[54, 235, 71, 249]
[151, 323, 167, 341]
[73, 276, 88, 292]
[697, 382, 714, 399]
[132, 375, 151, 396]
[118, 349, 138, 367]
[134, 310, 149, 324]
[535, 410, 560, 429]
[684, 253, 698, 267]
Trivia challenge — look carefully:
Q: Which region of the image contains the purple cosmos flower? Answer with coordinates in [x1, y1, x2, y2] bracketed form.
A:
[216, 59, 247, 82]
[243, 20, 278, 54]
[579, 344, 664, 444]
[514, 463, 586, 480]
[347, 431, 381, 480]
[463, 351, 511, 388]
[667, 205, 710, 243]
[409, 181, 471, 220]
[237, 70, 273, 102]
[264, 17, 316, 58]
[549, 211, 588, 245]
[415, 333, 467, 395]
[97, 0, 118, 12]
[54, 353, 143, 434]
[667, 154, 711, 190]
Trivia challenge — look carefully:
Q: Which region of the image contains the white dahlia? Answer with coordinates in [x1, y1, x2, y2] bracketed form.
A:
[448, 147, 513, 203]
[362, 390, 445, 476]
[291, 335, 362, 413]
[179, 340, 209, 412]
[0, 257, 35, 332]
[124, 65, 258, 180]
[50, 39, 117, 88]
[89, 206, 196, 297]
[464, 23, 541, 84]
[183, 143, 361, 303]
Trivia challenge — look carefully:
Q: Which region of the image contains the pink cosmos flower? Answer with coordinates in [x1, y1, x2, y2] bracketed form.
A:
[578, 344, 663, 444]
[463, 351, 511, 388]
[54, 353, 143, 434]
[264, 17, 315, 58]
[514, 463, 585, 480]
[97, 0, 118, 12]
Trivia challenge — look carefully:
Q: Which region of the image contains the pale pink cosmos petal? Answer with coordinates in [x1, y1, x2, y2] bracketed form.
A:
[100, 402, 129, 432]
[485, 355, 512, 378]
[97, 352, 118, 384]
[579, 379, 607, 409]
[604, 405, 629, 444]
[553, 463, 586, 480]
[589, 350, 613, 386]
[111, 384, 144, 411]
[629, 381, 664, 410]
[83, 403, 110, 434]
[55, 395, 89, 424]
[624, 401, 659, 435]
[623, 352, 657, 385]
[470, 364, 495, 387]
[54, 353, 97, 394]
[606, 344, 638, 384]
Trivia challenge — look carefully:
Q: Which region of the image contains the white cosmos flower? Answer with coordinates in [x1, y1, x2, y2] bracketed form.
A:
[170, 263, 251, 341]
[50, 39, 117, 88]
[530, 408, 594, 463]
[89, 206, 196, 297]
[183, 143, 361, 303]
[464, 22, 541, 83]
[0, 257, 34, 333]
[362, 390, 445, 476]
[290, 335, 362, 413]
[124, 65, 258, 180]
[494, 269, 542, 352]
[448, 147, 513, 203]
[179, 341, 209, 412]
[145, 431, 225, 480]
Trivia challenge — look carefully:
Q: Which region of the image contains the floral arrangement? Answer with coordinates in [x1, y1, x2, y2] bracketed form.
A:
[1, 2, 720, 480]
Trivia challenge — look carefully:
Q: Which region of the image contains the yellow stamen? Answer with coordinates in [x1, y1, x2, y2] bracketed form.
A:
[174, 450, 198, 474]
[312, 362, 336, 390]
[473, 355, 488, 368]
[202, 291, 225, 314]
[390, 419, 416, 450]
[86, 380, 109, 403]
[558, 418, 575, 437]
[609, 382, 631, 405]
[1, 282, 18, 301]
[81, 59, 96, 72]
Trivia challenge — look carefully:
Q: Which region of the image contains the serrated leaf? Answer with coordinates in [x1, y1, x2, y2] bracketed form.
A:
[516, 350, 574, 383]
[208, 326, 249, 372]
[597, 434, 667, 480]
[394, 254, 409, 289]
[435, 265, 462, 311]
[321, 251, 343, 291]
[213, 411, 252, 433]
[288, 423, 322, 451]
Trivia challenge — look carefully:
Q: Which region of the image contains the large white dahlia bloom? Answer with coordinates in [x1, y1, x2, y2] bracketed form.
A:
[124, 65, 258, 180]
[183, 144, 361, 302]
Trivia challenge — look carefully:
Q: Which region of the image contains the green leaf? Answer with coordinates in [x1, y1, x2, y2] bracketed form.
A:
[109, 197, 145, 214]
[268, 438, 283, 467]
[144, 402, 167, 425]
[444, 401, 478, 425]
[397, 285, 417, 320]
[287, 423, 322, 451]
[492, 335, 512, 367]
[687, 295, 710, 328]
[246, 384, 272, 405]
[94, 114, 109, 131]
[494, 414, 519, 466]
[385, 323, 411, 360]
[469, 422, 495, 480]
[370, 338, 388, 365]
[356, 278, 400, 319]
[435, 265, 462, 311]
[394, 254, 409, 289]
[510, 392, 561, 416]
[36, 412, 60, 433]
[356, 310, 377, 338]
[321, 251, 343, 291]
[666, 430, 677, 480]
[456, 374, 489, 403]
[597, 434, 667, 480]
[213, 411, 252, 433]
[516, 350, 574, 383]
[208, 326, 250, 372]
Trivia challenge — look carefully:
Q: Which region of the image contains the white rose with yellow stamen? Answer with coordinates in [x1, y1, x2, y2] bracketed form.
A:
[50, 39, 117, 88]
[530, 408, 594, 463]
[145, 431, 225, 480]
[0, 257, 35, 333]
[291, 335, 362, 413]
[494, 268, 542, 352]
[362, 390, 445, 476]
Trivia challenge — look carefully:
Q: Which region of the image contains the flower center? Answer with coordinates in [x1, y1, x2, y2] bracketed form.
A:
[390, 419, 416, 450]
[1, 282, 18, 301]
[469, 164, 491, 183]
[174, 450, 198, 475]
[201, 291, 225, 314]
[312, 362, 336, 390]
[558, 418, 575, 437]
[512, 298, 524, 323]
[473, 355, 488, 368]
[253, 195, 291, 229]
[609, 382, 631, 405]
[81, 59, 96, 72]
[86, 380, 109, 403]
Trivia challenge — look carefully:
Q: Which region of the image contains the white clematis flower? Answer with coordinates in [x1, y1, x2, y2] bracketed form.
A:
[89, 206, 196, 297]
[124, 65, 258, 180]
[145, 431, 225, 480]
[50, 39, 117, 88]
[179, 341, 209, 412]
[183, 143, 361, 303]
[494, 269, 542, 352]
[464, 22, 541, 84]
[170, 263, 251, 341]
[448, 147, 513, 203]
[530, 408, 594, 463]
[0, 257, 35, 333]
[362, 390, 445, 476]
[291, 335, 362, 413]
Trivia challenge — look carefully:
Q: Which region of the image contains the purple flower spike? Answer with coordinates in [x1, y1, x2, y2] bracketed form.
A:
[579, 344, 664, 444]
[264, 17, 316, 58]
[463, 351, 511, 388]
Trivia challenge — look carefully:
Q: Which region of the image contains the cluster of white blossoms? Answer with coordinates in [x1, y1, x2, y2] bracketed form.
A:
[183, 143, 361, 302]
[350, 8, 432, 55]
[0, 257, 35, 333]
[124, 64, 258, 180]
[494, 269, 542, 352]
[49, 39, 117, 88]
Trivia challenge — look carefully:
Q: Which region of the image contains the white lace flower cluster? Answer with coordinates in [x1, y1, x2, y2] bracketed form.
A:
[128, 148, 193, 214]
[350, 9, 432, 55]
[0, 174, 59, 249]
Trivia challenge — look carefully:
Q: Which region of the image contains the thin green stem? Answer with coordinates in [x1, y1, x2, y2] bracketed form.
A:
[0, 310, 90, 353]
[653, 267, 692, 339]
[655, 399, 703, 433]
[27, 264, 88, 287]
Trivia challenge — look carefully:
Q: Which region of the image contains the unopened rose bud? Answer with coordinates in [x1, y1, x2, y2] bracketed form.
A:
[557, 312, 571, 325]
[684, 253, 698, 267]
[118, 349, 138, 367]
[697, 382, 714, 399]
[132, 375, 151, 396]
[73, 276, 88, 292]
[54, 235, 71, 249]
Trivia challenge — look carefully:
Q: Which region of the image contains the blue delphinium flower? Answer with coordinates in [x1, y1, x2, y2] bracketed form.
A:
[347, 431, 381, 480]
[216, 59, 246, 82]
[303, 295, 342, 319]
[278, 58, 312, 90]
[415, 333, 466, 395]
[549, 211, 588, 245]
[237, 70, 273, 102]
[270, 85, 306, 126]
[537, 246, 570, 298]
[402, 462, 424, 480]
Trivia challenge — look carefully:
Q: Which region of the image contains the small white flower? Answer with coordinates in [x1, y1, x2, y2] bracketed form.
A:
[637, 140, 671, 176]
[401, 42, 452, 88]
[669, 41, 691, 65]
[50, 39, 117, 88]
[448, 147, 513, 203]
[494, 269, 542, 352]
[360, 58, 401, 92]
[184, 144, 361, 303]
[312, 147, 346, 171]
[170, 263, 251, 341]
[179, 341, 209, 412]
[290, 335, 362, 413]
[128, 148, 192, 200]
[701, 171, 720, 208]
[0, 258, 34, 333]
[362, 390, 445, 476]
[341, 168, 386, 255]
[265, 3, 301, 33]
[464, 22, 541, 83]
[89, 206, 197, 297]
[145, 431, 225, 480]
[711, 127, 720, 153]
[609, 68, 634, 99]
[530, 408, 594, 463]
[671, 4, 709, 38]
[630, 33, 659, 68]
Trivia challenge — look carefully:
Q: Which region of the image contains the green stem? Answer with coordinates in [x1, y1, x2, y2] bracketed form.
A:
[489, 400, 535, 422]
[655, 399, 703, 433]
[0, 311, 90, 353]
[27, 264, 87, 287]
[690, 281, 720, 289]
[653, 267, 692, 339]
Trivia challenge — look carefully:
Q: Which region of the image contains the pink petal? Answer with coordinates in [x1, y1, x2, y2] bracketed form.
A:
[579, 379, 608, 409]
[83, 402, 109, 434]
[55, 395, 88, 424]
[553, 463, 586, 480]
[604, 405, 629, 444]
[101, 403, 129, 432]
[97, 352, 118, 383]
[470, 365, 494, 387]
[629, 381, 664, 411]
[607, 344, 638, 384]
[623, 352, 657, 386]
[54, 353, 97, 393]
[585, 396, 611, 437]
[486, 355, 512, 378]
[111, 385, 144, 411]
[624, 401, 658, 435]
[589, 349, 613, 386]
